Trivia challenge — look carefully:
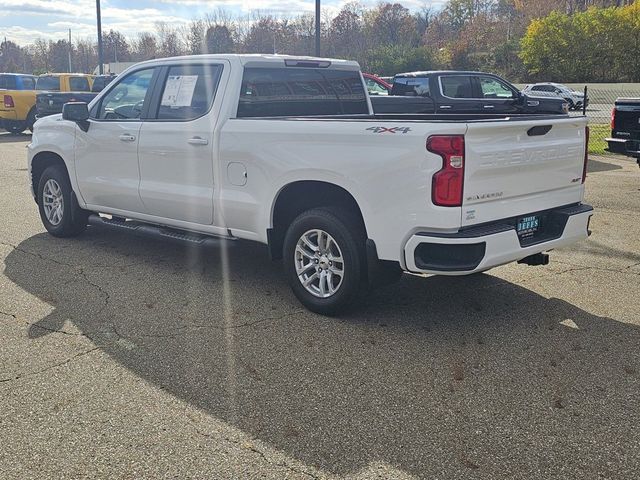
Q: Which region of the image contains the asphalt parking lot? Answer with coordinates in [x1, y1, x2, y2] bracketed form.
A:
[1, 131, 639, 479]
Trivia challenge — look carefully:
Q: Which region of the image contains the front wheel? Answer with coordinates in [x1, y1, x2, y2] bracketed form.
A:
[283, 208, 365, 315]
[37, 165, 89, 237]
[26, 109, 37, 132]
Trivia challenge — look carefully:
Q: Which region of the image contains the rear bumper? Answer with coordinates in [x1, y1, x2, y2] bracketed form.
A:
[606, 137, 640, 159]
[403, 204, 593, 275]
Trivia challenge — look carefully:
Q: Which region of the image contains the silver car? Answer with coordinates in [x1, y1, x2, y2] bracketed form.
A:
[523, 83, 588, 111]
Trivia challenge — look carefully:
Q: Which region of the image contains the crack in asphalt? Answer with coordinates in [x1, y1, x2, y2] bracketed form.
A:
[0, 347, 100, 383]
[554, 260, 640, 276]
[184, 412, 322, 479]
[77, 267, 111, 315]
[110, 310, 304, 340]
[0, 238, 143, 270]
[0, 239, 111, 316]
[0, 309, 91, 337]
[0, 239, 77, 269]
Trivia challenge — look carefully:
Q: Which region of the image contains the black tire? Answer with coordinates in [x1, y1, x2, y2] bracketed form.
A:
[37, 165, 89, 237]
[6, 121, 26, 134]
[283, 208, 365, 315]
[26, 109, 37, 132]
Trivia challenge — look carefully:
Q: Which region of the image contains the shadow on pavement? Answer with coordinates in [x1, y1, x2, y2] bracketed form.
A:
[587, 157, 622, 173]
[4, 229, 640, 477]
[0, 132, 31, 144]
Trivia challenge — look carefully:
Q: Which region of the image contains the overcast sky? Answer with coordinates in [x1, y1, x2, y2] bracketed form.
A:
[0, 0, 444, 46]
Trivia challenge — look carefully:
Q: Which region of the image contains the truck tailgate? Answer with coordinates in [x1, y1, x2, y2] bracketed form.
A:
[462, 117, 587, 226]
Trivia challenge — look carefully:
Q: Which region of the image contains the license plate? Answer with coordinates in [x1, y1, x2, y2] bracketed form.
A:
[517, 215, 540, 239]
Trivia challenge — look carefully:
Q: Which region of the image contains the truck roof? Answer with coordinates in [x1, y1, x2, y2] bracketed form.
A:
[39, 73, 94, 77]
[130, 54, 361, 71]
[394, 70, 501, 78]
[0, 73, 35, 77]
[615, 97, 640, 104]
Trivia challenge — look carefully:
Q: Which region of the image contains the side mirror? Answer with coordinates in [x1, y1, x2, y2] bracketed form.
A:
[62, 102, 90, 132]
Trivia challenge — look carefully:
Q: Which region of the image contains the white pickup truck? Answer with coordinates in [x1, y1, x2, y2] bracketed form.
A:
[28, 54, 593, 314]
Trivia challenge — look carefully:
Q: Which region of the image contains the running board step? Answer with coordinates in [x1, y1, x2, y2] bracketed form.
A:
[87, 214, 234, 247]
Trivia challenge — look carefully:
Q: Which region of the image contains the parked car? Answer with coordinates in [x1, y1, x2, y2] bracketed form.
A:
[35, 73, 98, 118]
[36, 74, 115, 118]
[363, 73, 391, 95]
[371, 71, 569, 115]
[28, 54, 592, 314]
[0, 73, 37, 134]
[606, 98, 640, 166]
[522, 83, 588, 111]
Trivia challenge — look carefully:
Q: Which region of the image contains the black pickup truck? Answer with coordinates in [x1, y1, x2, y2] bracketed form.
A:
[606, 98, 640, 166]
[371, 71, 568, 115]
[36, 74, 115, 118]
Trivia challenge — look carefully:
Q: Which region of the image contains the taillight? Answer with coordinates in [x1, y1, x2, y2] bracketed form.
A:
[610, 108, 616, 131]
[427, 135, 465, 207]
[582, 126, 589, 184]
[3, 95, 14, 108]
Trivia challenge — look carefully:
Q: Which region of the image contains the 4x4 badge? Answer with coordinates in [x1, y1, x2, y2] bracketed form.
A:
[366, 126, 411, 134]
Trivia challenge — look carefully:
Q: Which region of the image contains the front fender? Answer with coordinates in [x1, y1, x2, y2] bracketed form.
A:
[28, 116, 79, 201]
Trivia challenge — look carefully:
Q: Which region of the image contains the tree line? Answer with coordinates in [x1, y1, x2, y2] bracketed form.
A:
[0, 0, 638, 82]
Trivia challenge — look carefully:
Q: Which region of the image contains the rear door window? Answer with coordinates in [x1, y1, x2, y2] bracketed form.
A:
[440, 76, 474, 99]
[237, 67, 368, 117]
[155, 64, 223, 121]
[37, 76, 61, 91]
[69, 76, 90, 92]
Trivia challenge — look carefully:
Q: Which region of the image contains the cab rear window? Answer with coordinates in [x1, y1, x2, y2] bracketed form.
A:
[69, 77, 90, 92]
[37, 76, 61, 91]
[237, 67, 368, 117]
[0, 75, 17, 89]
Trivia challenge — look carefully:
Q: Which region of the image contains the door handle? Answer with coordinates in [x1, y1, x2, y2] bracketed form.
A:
[439, 105, 452, 109]
[483, 105, 495, 109]
[188, 137, 209, 146]
[119, 134, 136, 142]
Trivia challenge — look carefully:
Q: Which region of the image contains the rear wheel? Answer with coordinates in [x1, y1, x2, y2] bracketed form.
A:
[5, 121, 26, 134]
[37, 165, 88, 237]
[283, 208, 365, 315]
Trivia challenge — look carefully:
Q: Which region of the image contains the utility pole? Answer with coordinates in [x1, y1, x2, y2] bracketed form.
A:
[96, 0, 104, 74]
[315, 0, 320, 57]
[68, 28, 72, 73]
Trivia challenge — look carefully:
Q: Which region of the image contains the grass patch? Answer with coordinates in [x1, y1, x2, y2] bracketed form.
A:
[589, 124, 609, 155]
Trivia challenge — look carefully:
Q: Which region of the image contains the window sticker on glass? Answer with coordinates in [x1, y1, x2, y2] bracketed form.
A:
[162, 75, 198, 107]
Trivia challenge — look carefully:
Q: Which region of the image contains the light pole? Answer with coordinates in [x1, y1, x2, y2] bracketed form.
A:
[96, 0, 104, 74]
[315, 0, 320, 57]
[68, 28, 72, 73]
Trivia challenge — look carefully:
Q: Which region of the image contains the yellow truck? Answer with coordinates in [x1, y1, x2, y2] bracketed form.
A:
[0, 73, 94, 134]
[0, 73, 37, 134]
